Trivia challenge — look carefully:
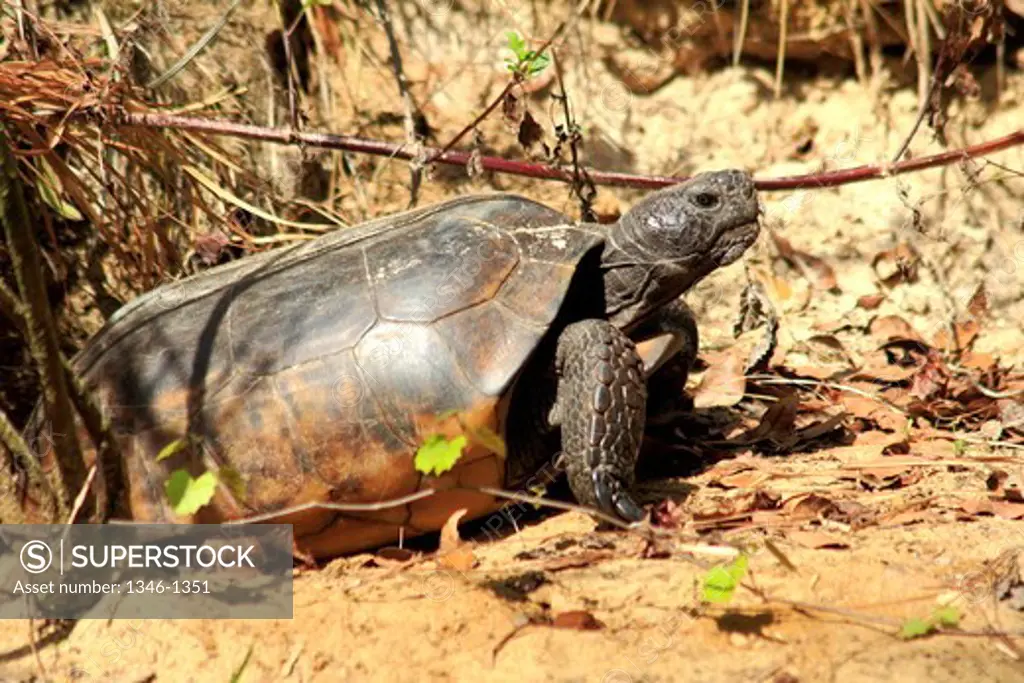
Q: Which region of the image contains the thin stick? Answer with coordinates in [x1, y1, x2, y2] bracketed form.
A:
[425, 23, 566, 165]
[0, 123, 83, 520]
[113, 112, 1024, 192]
[65, 463, 97, 524]
[373, 0, 422, 205]
[0, 278, 123, 521]
[774, 0, 789, 98]
[218, 488, 439, 524]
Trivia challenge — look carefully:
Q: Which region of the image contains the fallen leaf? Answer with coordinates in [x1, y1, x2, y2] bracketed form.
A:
[716, 469, 771, 489]
[857, 293, 885, 310]
[551, 611, 605, 630]
[785, 530, 849, 549]
[868, 315, 925, 344]
[770, 230, 839, 291]
[733, 394, 799, 446]
[991, 501, 1024, 520]
[871, 243, 919, 286]
[437, 508, 477, 572]
[933, 284, 988, 353]
[651, 498, 688, 528]
[734, 279, 780, 372]
[693, 347, 748, 408]
[782, 493, 839, 519]
[967, 284, 988, 320]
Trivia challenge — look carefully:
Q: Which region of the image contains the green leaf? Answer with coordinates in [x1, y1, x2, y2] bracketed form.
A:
[504, 30, 549, 77]
[702, 554, 748, 604]
[934, 605, 961, 627]
[155, 438, 188, 462]
[899, 606, 960, 639]
[899, 617, 934, 640]
[414, 434, 467, 476]
[165, 469, 219, 516]
[506, 31, 527, 58]
[36, 158, 83, 221]
[466, 424, 507, 458]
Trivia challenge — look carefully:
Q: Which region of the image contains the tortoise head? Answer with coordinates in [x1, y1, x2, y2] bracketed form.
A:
[604, 170, 761, 326]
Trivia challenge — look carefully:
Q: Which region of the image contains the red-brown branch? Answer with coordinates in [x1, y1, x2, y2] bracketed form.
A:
[115, 112, 1023, 192]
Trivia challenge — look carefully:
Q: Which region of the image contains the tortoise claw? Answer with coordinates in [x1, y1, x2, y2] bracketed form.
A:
[592, 470, 645, 522]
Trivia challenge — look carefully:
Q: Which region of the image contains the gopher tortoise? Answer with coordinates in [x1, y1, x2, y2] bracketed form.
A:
[39, 170, 760, 557]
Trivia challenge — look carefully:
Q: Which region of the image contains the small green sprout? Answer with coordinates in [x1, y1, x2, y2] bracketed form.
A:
[702, 554, 749, 604]
[415, 434, 468, 476]
[505, 31, 550, 78]
[165, 469, 219, 516]
[899, 605, 961, 639]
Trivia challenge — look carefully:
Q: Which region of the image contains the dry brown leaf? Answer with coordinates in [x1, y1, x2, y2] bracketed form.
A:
[540, 551, 617, 572]
[437, 508, 477, 572]
[933, 321, 980, 353]
[990, 501, 1024, 520]
[961, 351, 997, 371]
[851, 363, 919, 383]
[693, 347, 747, 408]
[871, 243, 918, 286]
[750, 266, 793, 304]
[734, 394, 799, 445]
[716, 469, 771, 489]
[786, 530, 850, 549]
[770, 230, 839, 291]
[868, 315, 925, 343]
[517, 110, 544, 150]
[551, 611, 605, 630]
[651, 498, 688, 528]
[857, 293, 885, 310]
[910, 439, 956, 459]
[880, 507, 938, 526]
[782, 493, 838, 519]
[933, 284, 988, 353]
[967, 283, 989, 320]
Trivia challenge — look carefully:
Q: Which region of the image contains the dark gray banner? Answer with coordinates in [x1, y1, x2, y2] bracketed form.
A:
[0, 524, 293, 619]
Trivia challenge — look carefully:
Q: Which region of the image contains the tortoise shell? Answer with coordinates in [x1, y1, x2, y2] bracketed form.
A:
[74, 194, 607, 556]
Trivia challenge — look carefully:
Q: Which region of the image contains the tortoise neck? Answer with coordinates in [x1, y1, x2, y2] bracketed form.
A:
[598, 222, 711, 331]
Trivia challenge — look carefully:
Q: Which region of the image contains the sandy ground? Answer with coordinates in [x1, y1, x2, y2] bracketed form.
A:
[2, 1, 1024, 681]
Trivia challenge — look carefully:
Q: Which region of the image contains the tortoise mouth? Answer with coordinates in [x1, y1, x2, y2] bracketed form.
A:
[714, 219, 760, 266]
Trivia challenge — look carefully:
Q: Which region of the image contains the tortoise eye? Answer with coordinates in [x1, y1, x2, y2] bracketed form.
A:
[693, 192, 719, 209]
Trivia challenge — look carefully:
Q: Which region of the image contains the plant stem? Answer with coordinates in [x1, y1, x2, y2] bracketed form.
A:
[0, 124, 86, 521]
[116, 111, 1024, 192]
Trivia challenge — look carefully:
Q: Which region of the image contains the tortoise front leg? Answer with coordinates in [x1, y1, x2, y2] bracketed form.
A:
[630, 299, 700, 424]
[630, 299, 698, 380]
[551, 319, 646, 521]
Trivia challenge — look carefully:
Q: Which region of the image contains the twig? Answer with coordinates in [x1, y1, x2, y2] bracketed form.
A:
[0, 405, 54, 523]
[551, 50, 594, 220]
[0, 278, 123, 521]
[280, 5, 300, 130]
[65, 463, 97, 524]
[425, 23, 567, 165]
[0, 124, 84, 521]
[28, 617, 45, 680]
[113, 112, 1024, 192]
[373, 0, 422, 206]
[218, 488, 440, 524]
[774, 0, 789, 98]
[146, 0, 243, 89]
